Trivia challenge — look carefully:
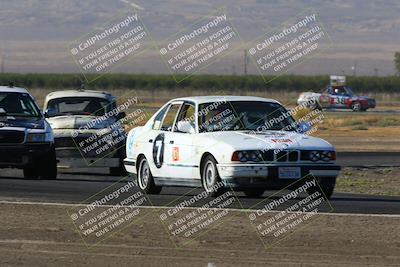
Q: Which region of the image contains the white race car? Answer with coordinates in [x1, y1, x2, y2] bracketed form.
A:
[124, 96, 340, 198]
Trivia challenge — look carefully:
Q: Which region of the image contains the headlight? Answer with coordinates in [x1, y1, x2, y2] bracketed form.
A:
[309, 150, 335, 162]
[26, 132, 53, 142]
[232, 150, 264, 162]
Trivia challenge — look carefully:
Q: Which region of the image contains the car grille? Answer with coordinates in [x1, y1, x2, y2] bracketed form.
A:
[261, 150, 299, 162]
[0, 130, 25, 144]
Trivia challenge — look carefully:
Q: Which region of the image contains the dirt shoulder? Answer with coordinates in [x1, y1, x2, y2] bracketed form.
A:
[0, 203, 399, 266]
[336, 167, 400, 196]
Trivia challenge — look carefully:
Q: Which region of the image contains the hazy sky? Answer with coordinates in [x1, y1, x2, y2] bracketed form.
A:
[0, 0, 399, 75]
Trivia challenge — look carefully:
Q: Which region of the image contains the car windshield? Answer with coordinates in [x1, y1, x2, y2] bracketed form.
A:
[198, 101, 296, 132]
[46, 97, 112, 117]
[0, 92, 41, 118]
[331, 86, 353, 96]
[344, 86, 354, 96]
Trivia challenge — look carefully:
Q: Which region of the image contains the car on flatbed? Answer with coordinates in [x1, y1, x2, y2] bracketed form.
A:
[297, 75, 376, 111]
[43, 89, 127, 175]
[0, 84, 57, 179]
[124, 96, 340, 199]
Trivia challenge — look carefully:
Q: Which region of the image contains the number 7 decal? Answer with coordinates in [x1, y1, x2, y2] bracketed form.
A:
[152, 133, 164, 168]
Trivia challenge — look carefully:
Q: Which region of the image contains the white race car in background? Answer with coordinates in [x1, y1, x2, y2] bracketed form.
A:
[124, 96, 340, 198]
[44, 89, 127, 175]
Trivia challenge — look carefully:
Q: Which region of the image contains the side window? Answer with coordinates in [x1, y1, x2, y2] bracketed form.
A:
[176, 103, 196, 132]
[152, 105, 169, 130]
[161, 103, 181, 131]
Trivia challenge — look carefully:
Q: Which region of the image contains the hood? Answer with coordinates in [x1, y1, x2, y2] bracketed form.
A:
[0, 117, 45, 129]
[47, 115, 115, 130]
[200, 130, 334, 151]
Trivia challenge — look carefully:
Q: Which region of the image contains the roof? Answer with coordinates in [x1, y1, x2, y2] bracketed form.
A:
[171, 95, 281, 105]
[0, 86, 29, 94]
[45, 89, 115, 102]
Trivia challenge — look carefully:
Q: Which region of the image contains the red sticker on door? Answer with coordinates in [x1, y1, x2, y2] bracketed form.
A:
[172, 147, 179, 161]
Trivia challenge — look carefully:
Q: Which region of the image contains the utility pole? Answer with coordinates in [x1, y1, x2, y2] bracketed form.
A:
[374, 68, 379, 77]
[243, 49, 248, 76]
[1, 54, 4, 73]
[352, 61, 357, 76]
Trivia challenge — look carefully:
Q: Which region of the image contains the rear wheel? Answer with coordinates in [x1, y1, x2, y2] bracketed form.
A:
[243, 189, 265, 198]
[137, 157, 161, 194]
[23, 166, 39, 180]
[351, 101, 361, 111]
[110, 148, 127, 176]
[110, 165, 127, 176]
[201, 155, 225, 196]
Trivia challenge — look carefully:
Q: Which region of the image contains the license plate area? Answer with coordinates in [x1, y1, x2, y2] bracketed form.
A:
[279, 167, 301, 179]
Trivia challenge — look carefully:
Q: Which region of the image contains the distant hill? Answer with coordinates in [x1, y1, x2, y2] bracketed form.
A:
[0, 0, 399, 75]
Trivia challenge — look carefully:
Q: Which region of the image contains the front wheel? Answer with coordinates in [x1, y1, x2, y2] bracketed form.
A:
[23, 166, 39, 180]
[40, 146, 57, 180]
[137, 157, 161, 194]
[201, 155, 225, 197]
[23, 146, 57, 180]
[306, 177, 336, 200]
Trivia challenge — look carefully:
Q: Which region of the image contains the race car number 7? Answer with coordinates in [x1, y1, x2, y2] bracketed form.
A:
[152, 133, 164, 168]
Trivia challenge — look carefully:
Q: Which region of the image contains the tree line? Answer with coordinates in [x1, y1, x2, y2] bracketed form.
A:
[0, 73, 399, 93]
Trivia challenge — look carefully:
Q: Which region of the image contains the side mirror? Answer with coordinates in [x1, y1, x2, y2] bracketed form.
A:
[177, 120, 195, 134]
[297, 121, 312, 134]
[43, 108, 56, 118]
[116, 112, 126, 120]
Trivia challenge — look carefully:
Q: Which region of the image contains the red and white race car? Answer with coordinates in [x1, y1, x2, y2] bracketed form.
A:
[297, 75, 376, 111]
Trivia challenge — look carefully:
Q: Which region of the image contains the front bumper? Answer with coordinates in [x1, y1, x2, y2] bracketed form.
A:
[57, 157, 120, 168]
[55, 147, 122, 168]
[0, 143, 53, 168]
[217, 163, 341, 189]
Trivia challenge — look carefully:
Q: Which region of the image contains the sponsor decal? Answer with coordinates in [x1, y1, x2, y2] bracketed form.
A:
[271, 139, 292, 143]
[172, 147, 179, 161]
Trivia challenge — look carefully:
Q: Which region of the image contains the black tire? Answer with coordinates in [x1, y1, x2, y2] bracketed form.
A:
[40, 146, 57, 180]
[23, 166, 39, 180]
[310, 100, 322, 111]
[110, 165, 127, 176]
[23, 146, 57, 180]
[306, 177, 336, 200]
[110, 148, 127, 176]
[137, 157, 161, 194]
[351, 101, 361, 112]
[201, 155, 225, 197]
[243, 189, 265, 198]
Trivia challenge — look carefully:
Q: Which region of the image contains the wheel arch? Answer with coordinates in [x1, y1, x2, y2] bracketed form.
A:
[135, 153, 146, 172]
[199, 152, 216, 175]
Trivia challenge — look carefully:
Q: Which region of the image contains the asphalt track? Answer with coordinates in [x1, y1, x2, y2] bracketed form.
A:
[324, 109, 400, 115]
[337, 152, 400, 167]
[0, 151, 399, 215]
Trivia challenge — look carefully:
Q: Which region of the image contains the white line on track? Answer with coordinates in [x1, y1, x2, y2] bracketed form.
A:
[1, 200, 400, 218]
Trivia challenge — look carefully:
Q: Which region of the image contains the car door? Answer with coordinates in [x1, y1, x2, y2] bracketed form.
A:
[330, 87, 348, 108]
[162, 102, 197, 180]
[149, 101, 183, 178]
